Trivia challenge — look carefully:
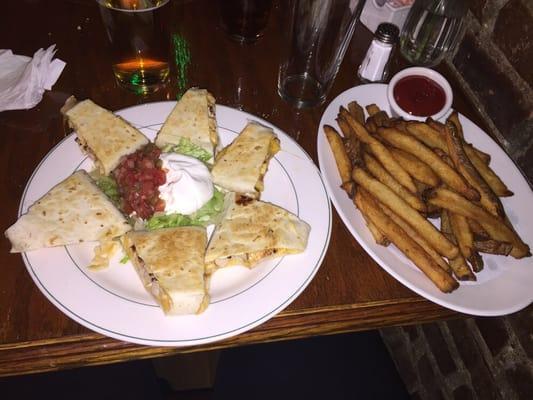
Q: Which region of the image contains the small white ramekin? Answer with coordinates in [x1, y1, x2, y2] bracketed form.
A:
[387, 67, 453, 121]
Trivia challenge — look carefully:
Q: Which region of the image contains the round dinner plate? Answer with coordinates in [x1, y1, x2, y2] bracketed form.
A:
[19, 103, 332, 346]
[317, 83, 533, 316]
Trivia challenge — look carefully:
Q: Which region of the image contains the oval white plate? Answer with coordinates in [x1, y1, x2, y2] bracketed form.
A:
[19, 102, 332, 346]
[317, 84, 533, 316]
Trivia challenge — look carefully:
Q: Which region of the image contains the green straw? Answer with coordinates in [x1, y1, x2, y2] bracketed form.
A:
[172, 33, 191, 99]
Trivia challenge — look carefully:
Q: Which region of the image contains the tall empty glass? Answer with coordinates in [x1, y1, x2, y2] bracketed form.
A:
[400, 0, 467, 67]
[277, 0, 366, 108]
[98, 0, 171, 94]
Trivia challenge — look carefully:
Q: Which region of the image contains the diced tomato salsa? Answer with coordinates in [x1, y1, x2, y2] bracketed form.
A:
[113, 144, 166, 219]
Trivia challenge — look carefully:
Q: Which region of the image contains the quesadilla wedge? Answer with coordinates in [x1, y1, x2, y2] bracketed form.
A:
[121, 226, 209, 315]
[205, 193, 310, 274]
[64, 98, 149, 176]
[5, 170, 131, 252]
[155, 88, 218, 160]
[211, 122, 280, 199]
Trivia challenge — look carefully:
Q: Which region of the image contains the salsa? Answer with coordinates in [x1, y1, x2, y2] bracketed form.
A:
[113, 144, 166, 219]
[393, 75, 446, 117]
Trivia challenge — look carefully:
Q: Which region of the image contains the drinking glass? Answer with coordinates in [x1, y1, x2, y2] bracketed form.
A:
[400, 0, 467, 67]
[277, 0, 366, 108]
[98, 0, 171, 94]
[217, 0, 273, 43]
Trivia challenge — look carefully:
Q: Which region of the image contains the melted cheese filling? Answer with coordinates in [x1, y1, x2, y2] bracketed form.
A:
[129, 245, 172, 311]
[214, 248, 280, 268]
[253, 138, 281, 194]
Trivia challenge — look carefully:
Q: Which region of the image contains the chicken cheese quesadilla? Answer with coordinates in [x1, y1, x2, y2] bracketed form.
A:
[211, 121, 280, 199]
[155, 88, 219, 161]
[205, 193, 310, 274]
[64, 98, 149, 176]
[121, 226, 209, 315]
[5, 170, 131, 253]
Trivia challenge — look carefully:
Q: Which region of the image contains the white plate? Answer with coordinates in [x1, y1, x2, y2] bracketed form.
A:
[317, 84, 533, 316]
[19, 102, 332, 346]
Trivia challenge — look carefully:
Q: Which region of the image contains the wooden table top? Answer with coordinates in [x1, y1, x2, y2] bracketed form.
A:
[0, 0, 492, 377]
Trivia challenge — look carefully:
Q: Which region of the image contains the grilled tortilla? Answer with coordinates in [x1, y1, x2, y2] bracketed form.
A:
[205, 193, 310, 274]
[121, 226, 209, 315]
[155, 88, 218, 159]
[64, 99, 149, 175]
[5, 170, 131, 252]
[211, 122, 280, 199]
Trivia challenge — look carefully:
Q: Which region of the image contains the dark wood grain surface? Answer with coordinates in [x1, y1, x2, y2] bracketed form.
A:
[0, 0, 493, 377]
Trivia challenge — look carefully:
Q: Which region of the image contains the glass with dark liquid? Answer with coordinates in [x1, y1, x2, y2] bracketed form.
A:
[98, 0, 170, 94]
[217, 0, 273, 43]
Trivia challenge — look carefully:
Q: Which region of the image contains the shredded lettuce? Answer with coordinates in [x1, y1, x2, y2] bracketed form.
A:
[119, 255, 130, 264]
[190, 188, 225, 224]
[96, 176, 121, 205]
[146, 189, 225, 230]
[146, 213, 193, 230]
[163, 137, 212, 162]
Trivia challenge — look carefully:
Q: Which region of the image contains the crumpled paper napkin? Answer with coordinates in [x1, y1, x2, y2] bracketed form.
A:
[0, 44, 66, 112]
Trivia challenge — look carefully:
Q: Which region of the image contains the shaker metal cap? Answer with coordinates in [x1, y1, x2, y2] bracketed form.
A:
[375, 23, 399, 44]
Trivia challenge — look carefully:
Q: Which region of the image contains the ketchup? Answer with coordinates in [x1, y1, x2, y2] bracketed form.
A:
[393, 75, 446, 117]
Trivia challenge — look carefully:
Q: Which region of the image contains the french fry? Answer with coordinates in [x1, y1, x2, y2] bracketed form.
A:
[324, 125, 353, 194]
[466, 143, 491, 165]
[367, 222, 390, 246]
[463, 142, 490, 166]
[365, 118, 378, 134]
[355, 189, 459, 293]
[352, 168, 458, 259]
[427, 187, 530, 258]
[406, 121, 449, 152]
[426, 118, 446, 134]
[449, 212, 484, 272]
[465, 144, 513, 197]
[433, 147, 453, 165]
[468, 219, 490, 240]
[366, 104, 381, 116]
[474, 239, 513, 255]
[377, 127, 480, 201]
[356, 197, 390, 246]
[364, 104, 391, 128]
[336, 108, 357, 140]
[449, 255, 476, 281]
[336, 116, 363, 167]
[371, 111, 391, 128]
[441, 210, 477, 281]
[344, 138, 364, 169]
[340, 181, 356, 198]
[449, 212, 474, 259]
[446, 113, 492, 164]
[444, 121, 504, 217]
[393, 119, 409, 133]
[379, 203, 452, 274]
[342, 113, 418, 194]
[363, 152, 427, 212]
[347, 101, 365, 125]
[389, 147, 441, 187]
[407, 121, 491, 165]
[469, 252, 484, 273]
[446, 111, 464, 139]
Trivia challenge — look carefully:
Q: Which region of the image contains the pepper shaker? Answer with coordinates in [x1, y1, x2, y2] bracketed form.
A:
[357, 22, 399, 83]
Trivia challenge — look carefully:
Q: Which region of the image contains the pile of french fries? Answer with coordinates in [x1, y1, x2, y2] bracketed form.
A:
[325, 102, 530, 293]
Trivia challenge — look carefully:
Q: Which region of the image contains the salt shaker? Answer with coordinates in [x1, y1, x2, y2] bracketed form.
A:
[357, 22, 399, 83]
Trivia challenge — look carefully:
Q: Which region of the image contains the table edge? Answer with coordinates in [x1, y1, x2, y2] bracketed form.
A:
[0, 299, 458, 377]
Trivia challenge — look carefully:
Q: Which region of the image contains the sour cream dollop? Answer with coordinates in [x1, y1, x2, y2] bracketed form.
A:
[158, 153, 214, 215]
